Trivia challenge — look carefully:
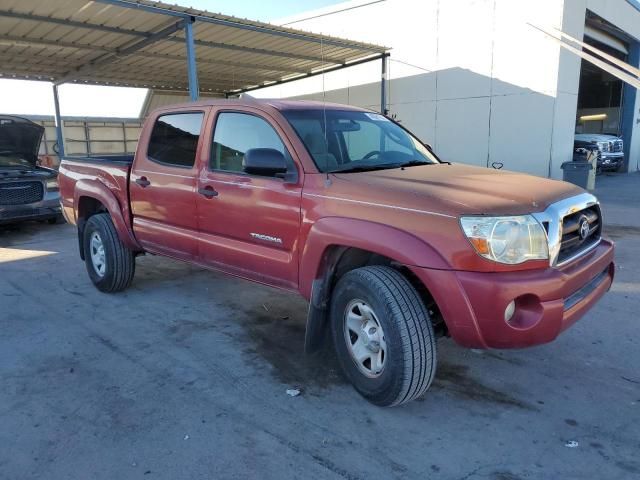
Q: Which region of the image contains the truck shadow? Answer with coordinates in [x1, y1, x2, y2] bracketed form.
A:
[234, 303, 346, 392]
[0, 220, 60, 247]
[217, 293, 539, 410]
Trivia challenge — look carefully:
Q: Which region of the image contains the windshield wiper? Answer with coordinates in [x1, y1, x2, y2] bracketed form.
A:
[329, 159, 441, 173]
[329, 163, 401, 173]
[397, 160, 434, 168]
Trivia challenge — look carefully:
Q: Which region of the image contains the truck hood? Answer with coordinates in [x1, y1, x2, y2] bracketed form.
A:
[0, 115, 44, 169]
[574, 133, 620, 142]
[333, 163, 583, 216]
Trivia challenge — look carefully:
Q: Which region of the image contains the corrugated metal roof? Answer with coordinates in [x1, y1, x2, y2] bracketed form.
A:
[0, 0, 388, 95]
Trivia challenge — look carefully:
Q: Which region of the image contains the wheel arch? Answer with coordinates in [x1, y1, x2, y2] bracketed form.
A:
[301, 217, 449, 353]
[74, 179, 140, 259]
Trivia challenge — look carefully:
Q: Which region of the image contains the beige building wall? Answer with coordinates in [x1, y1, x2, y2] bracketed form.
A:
[253, 0, 640, 178]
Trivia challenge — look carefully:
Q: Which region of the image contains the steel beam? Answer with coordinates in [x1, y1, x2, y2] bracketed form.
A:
[621, 42, 640, 172]
[191, 37, 343, 65]
[94, 0, 384, 53]
[95, 0, 189, 18]
[0, 34, 107, 52]
[125, 52, 305, 74]
[0, 10, 147, 37]
[0, 11, 345, 65]
[380, 54, 388, 115]
[54, 20, 184, 85]
[228, 53, 389, 96]
[88, 63, 278, 85]
[191, 12, 381, 53]
[0, 34, 306, 75]
[184, 20, 199, 101]
[52, 85, 65, 157]
[65, 72, 242, 90]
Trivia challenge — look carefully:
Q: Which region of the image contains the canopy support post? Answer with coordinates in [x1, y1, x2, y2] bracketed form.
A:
[184, 19, 199, 101]
[380, 54, 388, 115]
[52, 84, 65, 157]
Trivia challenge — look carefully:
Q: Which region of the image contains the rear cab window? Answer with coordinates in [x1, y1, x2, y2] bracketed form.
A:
[147, 112, 204, 168]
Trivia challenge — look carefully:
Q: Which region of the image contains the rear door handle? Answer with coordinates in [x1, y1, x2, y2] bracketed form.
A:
[135, 176, 151, 187]
[198, 186, 218, 198]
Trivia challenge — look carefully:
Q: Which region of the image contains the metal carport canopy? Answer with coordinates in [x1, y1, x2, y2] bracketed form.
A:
[0, 0, 389, 96]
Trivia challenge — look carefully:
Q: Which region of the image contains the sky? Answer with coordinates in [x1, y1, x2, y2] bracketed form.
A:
[0, 0, 343, 118]
[174, 0, 343, 20]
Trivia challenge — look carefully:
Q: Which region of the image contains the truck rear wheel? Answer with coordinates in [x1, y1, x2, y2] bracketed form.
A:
[330, 266, 437, 407]
[83, 213, 135, 293]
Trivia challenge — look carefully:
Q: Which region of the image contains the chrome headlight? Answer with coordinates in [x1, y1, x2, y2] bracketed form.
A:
[46, 178, 59, 191]
[460, 215, 548, 264]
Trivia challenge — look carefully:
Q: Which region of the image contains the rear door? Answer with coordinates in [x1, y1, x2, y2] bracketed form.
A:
[195, 108, 303, 289]
[130, 110, 207, 260]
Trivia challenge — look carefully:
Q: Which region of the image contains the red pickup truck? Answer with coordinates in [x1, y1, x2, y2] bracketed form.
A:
[59, 99, 614, 406]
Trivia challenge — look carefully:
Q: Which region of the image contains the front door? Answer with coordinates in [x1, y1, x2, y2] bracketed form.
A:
[196, 109, 303, 289]
[130, 110, 206, 260]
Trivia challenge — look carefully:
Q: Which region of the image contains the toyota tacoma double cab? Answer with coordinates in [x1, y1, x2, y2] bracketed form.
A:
[58, 99, 615, 407]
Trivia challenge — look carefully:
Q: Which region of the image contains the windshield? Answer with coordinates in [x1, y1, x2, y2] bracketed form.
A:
[282, 109, 439, 173]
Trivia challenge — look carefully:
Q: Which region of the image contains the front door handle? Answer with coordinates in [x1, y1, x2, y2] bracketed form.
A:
[198, 186, 218, 198]
[135, 176, 151, 187]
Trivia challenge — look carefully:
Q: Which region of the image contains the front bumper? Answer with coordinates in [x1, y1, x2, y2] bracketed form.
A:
[0, 191, 61, 224]
[599, 153, 624, 169]
[410, 239, 615, 349]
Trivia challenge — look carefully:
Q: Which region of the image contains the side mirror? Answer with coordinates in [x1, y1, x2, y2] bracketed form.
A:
[243, 148, 288, 177]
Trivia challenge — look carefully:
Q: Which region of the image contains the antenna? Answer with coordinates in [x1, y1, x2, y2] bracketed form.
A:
[321, 34, 329, 182]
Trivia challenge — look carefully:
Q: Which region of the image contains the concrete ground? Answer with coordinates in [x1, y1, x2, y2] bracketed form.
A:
[1, 175, 639, 480]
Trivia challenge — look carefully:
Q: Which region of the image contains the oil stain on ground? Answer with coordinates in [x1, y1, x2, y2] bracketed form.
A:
[432, 362, 538, 411]
[162, 284, 345, 393]
[235, 303, 346, 391]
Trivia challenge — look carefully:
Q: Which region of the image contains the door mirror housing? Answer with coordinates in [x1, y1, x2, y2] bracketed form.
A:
[243, 148, 288, 177]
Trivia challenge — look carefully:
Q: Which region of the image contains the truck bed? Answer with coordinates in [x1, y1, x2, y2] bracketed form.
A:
[58, 155, 133, 228]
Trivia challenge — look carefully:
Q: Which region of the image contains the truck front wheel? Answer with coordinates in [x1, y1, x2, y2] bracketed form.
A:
[83, 213, 135, 293]
[330, 266, 437, 407]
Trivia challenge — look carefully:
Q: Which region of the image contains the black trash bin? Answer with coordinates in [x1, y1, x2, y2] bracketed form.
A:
[561, 161, 592, 188]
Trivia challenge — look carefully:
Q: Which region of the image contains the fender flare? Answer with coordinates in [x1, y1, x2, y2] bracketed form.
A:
[299, 217, 450, 298]
[74, 179, 141, 255]
[300, 217, 450, 352]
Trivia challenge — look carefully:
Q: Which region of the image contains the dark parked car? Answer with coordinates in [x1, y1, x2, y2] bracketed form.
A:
[0, 115, 61, 224]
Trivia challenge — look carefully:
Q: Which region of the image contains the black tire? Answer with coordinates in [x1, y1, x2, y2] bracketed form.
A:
[83, 213, 135, 293]
[47, 214, 65, 225]
[330, 266, 437, 407]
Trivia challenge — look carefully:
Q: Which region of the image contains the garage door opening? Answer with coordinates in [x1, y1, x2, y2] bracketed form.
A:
[574, 11, 633, 171]
[576, 38, 627, 136]
[574, 12, 635, 173]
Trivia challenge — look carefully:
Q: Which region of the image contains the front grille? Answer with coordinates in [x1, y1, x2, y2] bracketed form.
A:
[557, 205, 601, 264]
[0, 181, 44, 205]
[612, 140, 623, 153]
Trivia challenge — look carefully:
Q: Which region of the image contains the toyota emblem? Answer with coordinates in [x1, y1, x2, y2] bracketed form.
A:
[579, 217, 590, 241]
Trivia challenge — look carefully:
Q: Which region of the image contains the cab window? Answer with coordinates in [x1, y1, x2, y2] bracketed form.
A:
[147, 112, 204, 168]
[211, 112, 291, 174]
